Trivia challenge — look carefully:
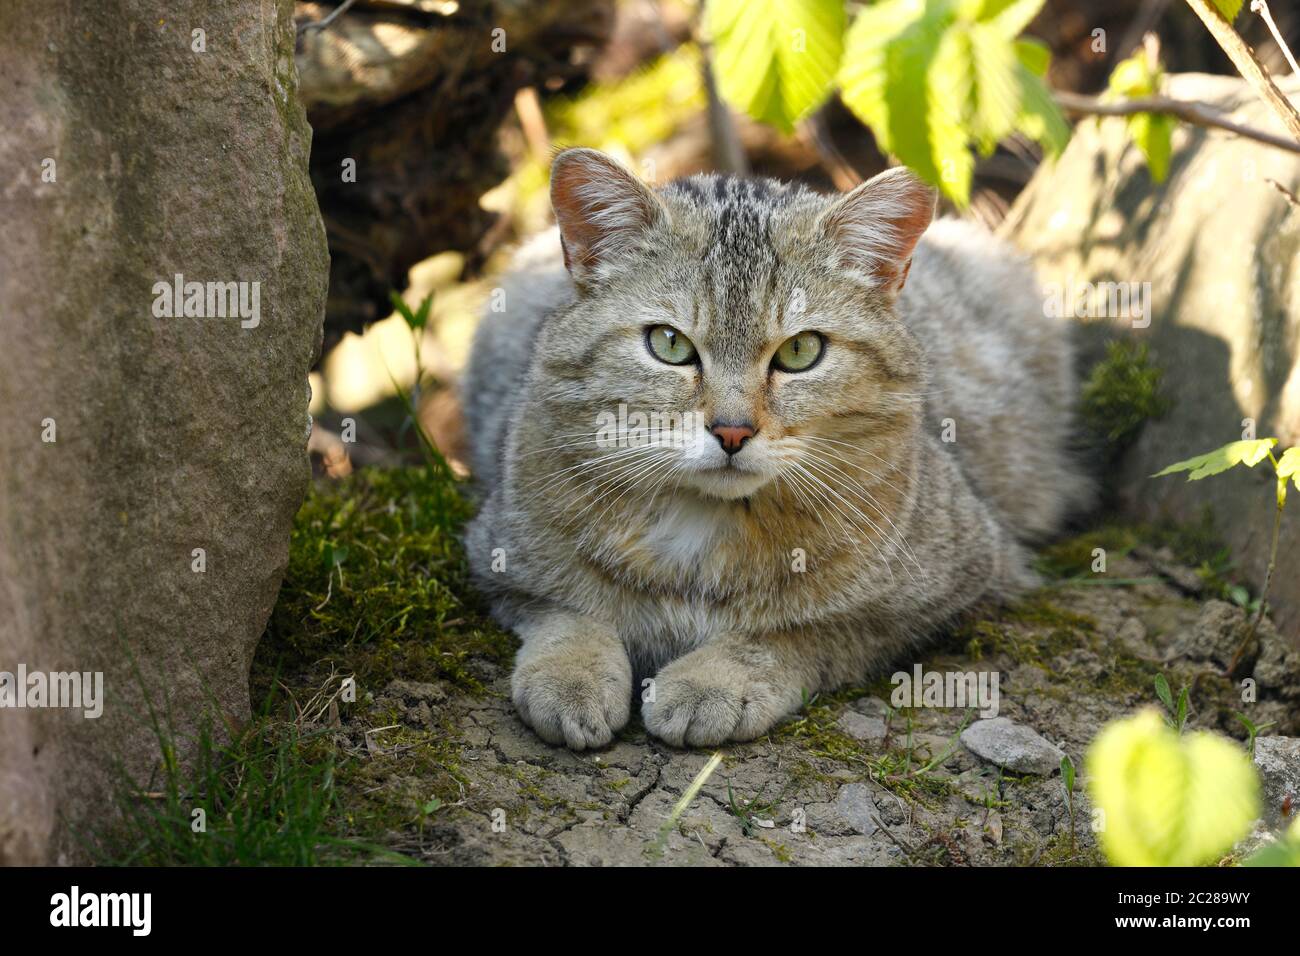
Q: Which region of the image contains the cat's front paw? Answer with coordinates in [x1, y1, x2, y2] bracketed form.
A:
[642, 645, 799, 747]
[511, 636, 632, 751]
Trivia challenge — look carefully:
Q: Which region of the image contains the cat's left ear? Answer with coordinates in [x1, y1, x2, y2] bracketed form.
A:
[818, 166, 937, 297]
[550, 148, 664, 286]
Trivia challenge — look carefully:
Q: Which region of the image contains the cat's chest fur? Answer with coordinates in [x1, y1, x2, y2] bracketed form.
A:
[633, 496, 732, 575]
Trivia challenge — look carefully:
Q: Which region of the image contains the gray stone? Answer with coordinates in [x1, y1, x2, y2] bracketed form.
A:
[836, 710, 887, 744]
[0, 0, 328, 863]
[960, 717, 1065, 775]
[1172, 600, 1246, 665]
[850, 696, 890, 718]
[1256, 632, 1300, 700]
[1253, 736, 1300, 828]
[1135, 545, 1206, 596]
[1005, 71, 1300, 641]
[830, 783, 880, 835]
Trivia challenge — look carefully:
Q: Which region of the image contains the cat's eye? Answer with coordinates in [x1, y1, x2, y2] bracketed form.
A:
[772, 331, 824, 373]
[646, 325, 698, 365]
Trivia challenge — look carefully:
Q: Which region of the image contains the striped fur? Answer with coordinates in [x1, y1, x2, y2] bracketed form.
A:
[461, 149, 1090, 749]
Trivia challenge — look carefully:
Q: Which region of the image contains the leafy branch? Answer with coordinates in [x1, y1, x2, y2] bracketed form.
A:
[702, 0, 1300, 204]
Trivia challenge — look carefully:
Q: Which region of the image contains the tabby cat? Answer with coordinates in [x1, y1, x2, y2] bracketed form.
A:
[462, 148, 1088, 749]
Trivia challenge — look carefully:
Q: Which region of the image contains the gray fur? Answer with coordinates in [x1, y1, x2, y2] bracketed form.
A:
[461, 150, 1090, 750]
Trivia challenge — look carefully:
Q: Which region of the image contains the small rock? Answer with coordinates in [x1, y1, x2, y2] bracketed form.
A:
[1171, 600, 1245, 666]
[960, 717, 1065, 775]
[836, 711, 887, 744]
[849, 696, 890, 718]
[1253, 736, 1300, 828]
[1115, 617, 1151, 655]
[1136, 545, 1206, 596]
[1254, 634, 1300, 701]
[983, 811, 1003, 846]
[830, 783, 879, 835]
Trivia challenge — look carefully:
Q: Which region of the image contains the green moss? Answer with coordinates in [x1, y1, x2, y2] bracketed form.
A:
[1080, 339, 1170, 453]
[761, 837, 794, 863]
[953, 594, 1096, 664]
[255, 466, 515, 697]
[1014, 831, 1105, 867]
[1036, 525, 1140, 579]
[327, 719, 470, 837]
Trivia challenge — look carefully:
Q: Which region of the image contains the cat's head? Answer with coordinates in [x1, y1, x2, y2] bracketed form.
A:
[540, 147, 935, 503]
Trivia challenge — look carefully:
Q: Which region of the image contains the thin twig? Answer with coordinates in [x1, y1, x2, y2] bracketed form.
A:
[298, 0, 361, 35]
[1266, 176, 1300, 208]
[1055, 90, 1300, 155]
[1251, 0, 1300, 76]
[1185, 0, 1300, 142]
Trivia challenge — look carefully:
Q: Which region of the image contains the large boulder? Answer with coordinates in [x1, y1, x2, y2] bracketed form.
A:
[1005, 72, 1300, 641]
[0, 0, 328, 862]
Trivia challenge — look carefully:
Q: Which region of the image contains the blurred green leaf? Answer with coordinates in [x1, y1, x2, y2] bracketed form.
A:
[1130, 111, 1176, 182]
[390, 290, 433, 332]
[1153, 439, 1278, 480]
[1088, 709, 1259, 867]
[1276, 446, 1300, 490]
[706, 0, 844, 133]
[838, 0, 1059, 205]
[1211, 0, 1244, 22]
[1106, 48, 1175, 182]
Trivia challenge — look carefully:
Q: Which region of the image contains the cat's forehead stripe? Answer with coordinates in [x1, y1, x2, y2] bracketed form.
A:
[664, 174, 792, 362]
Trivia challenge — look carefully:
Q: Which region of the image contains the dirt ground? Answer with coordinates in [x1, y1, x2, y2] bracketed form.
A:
[304, 546, 1300, 866]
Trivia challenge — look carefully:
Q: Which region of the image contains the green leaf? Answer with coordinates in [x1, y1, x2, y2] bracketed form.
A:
[1087, 709, 1259, 867]
[1129, 111, 1175, 182]
[1105, 48, 1175, 182]
[1013, 41, 1069, 155]
[706, 0, 845, 134]
[968, 23, 1020, 151]
[1211, 0, 1244, 22]
[1277, 446, 1300, 490]
[839, 0, 1060, 204]
[1153, 673, 1174, 713]
[1244, 841, 1300, 866]
[977, 0, 1046, 37]
[841, 0, 969, 199]
[1061, 753, 1075, 792]
[1014, 35, 1050, 76]
[1152, 439, 1278, 480]
[390, 291, 434, 332]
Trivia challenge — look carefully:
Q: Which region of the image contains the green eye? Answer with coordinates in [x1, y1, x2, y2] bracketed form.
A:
[773, 331, 824, 372]
[646, 325, 698, 365]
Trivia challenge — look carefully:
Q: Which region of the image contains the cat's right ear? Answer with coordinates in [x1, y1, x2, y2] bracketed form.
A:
[550, 148, 663, 285]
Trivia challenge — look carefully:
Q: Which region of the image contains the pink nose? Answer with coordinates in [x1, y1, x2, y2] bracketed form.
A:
[710, 422, 755, 455]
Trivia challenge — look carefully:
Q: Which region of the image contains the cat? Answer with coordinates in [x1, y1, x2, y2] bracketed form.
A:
[461, 147, 1090, 750]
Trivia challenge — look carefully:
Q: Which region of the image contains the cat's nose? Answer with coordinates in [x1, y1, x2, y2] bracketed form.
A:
[709, 421, 755, 455]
